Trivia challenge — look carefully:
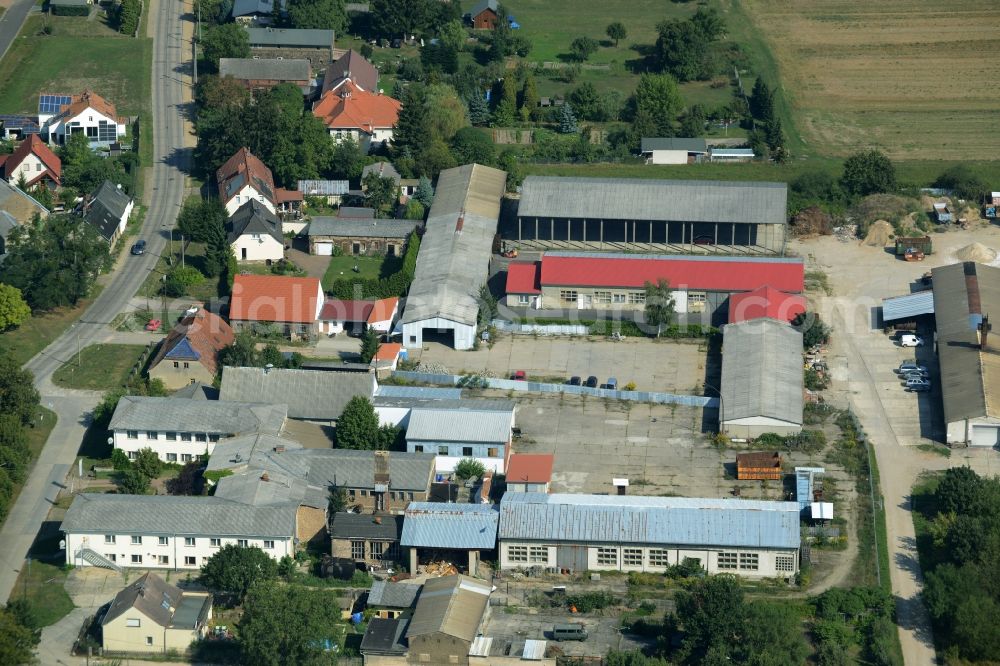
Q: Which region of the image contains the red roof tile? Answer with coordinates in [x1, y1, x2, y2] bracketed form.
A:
[367, 297, 398, 325]
[728, 285, 806, 324]
[230, 275, 322, 324]
[312, 80, 401, 133]
[216, 147, 276, 206]
[150, 309, 235, 376]
[506, 454, 554, 483]
[374, 342, 402, 362]
[319, 299, 372, 322]
[2, 135, 61, 187]
[538, 254, 804, 293]
[506, 261, 541, 294]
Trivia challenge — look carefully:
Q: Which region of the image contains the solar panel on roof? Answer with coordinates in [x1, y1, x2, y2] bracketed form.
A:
[0, 115, 40, 132]
[38, 94, 72, 115]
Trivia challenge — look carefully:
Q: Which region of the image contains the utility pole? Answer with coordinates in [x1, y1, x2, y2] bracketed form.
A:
[181, 233, 185, 268]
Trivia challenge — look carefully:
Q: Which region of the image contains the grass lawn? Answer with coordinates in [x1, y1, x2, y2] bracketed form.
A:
[322, 254, 400, 290]
[0, 15, 150, 116]
[51, 344, 149, 390]
[139, 240, 224, 302]
[11, 560, 74, 627]
[0, 288, 102, 367]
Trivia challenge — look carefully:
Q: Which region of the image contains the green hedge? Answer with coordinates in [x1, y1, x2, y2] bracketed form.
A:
[51, 3, 90, 15]
[327, 230, 420, 300]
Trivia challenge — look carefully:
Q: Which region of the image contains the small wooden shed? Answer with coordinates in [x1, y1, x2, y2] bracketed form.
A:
[736, 451, 782, 480]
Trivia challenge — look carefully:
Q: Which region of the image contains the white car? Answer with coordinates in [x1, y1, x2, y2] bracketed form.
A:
[899, 334, 924, 347]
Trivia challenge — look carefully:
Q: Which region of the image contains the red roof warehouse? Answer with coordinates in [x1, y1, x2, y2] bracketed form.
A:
[504, 251, 805, 324]
[728, 285, 806, 324]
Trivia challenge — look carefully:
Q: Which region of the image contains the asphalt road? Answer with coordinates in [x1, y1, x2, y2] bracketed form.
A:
[0, 0, 191, 603]
[0, 0, 33, 62]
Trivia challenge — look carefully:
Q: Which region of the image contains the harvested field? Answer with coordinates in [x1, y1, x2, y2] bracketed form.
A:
[742, 0, 1000, 159]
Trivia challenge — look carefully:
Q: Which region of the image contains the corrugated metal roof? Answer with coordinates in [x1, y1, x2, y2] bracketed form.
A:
[61, 494, 297, 538]
[932, 262, 1000, 423]
[298, 180, 349, 196]
[374, 386, 463, 400]
[406, 406, 513, 443]
[640, 137, 707, 153]
[401, 163, 507, 327]
[498, 493, 801, 549]
[220, 366, 375, 420]
[721, 318, 803, 425]
[469, 636, 493, 656]
[523, 640, 546, 660]
[108, 396, 286, 435]
[401, 502, 499, 549]
[406, 575, 491, 641]
[518, 176, 787, 225]
[882, 290, 935, 322]
[368, 580, 421, 609]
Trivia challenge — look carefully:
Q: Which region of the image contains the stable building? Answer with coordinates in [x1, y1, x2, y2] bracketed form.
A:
[720, 318, 804, 438]
[505, 176, 787, 254]
[505, 252, 804, 325]
[401, 163, 506, 350]
[639, 137, 707, 165]
[498, 493, 801, 578]
[933, 262, 1000, 446]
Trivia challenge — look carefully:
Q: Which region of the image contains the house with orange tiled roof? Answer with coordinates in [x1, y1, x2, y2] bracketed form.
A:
[148, 309, 235, 389]
[37, 90, 127, 146]
[229, 274, 324, 340]
[216, 147, 301, 217]
[317, 296, 399, 336]
[0, 135, 61, 189]
[311, 80, 400, 153]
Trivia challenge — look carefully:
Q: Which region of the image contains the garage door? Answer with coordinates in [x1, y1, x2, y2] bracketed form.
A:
[315, 242, 333, 256]
[970, 425, 1000, 447]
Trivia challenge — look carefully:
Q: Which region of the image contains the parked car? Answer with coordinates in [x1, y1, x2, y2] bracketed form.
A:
[130, 239, 146, 255]
[567, 376, 581, 386]
[899, 334, 924, 347]
[584, 376, 598, 388]
[144, 318, 161, 332]
[604, 377, 618, 390]
[512, 370, 526, 381]
[902, 370, 929, 382]
[896, 362, 928, 375]
[905, 377, 931, 391]
[552, 623, 588, 642]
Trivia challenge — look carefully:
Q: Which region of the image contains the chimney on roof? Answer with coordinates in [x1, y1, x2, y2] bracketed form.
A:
[261, 472, 270, 482]
[455, 209, 465, 234]
[374, 450, 390, 486]
[980, 313, 991, 350]
[373, 516, 382, 525]
[274, 444, 285, 453]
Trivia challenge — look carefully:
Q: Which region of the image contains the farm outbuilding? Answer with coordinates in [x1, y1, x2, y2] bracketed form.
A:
[933, 262, 1000, 446]
[721, 318, 804, 438]
[505, 177, 788, 255]
[400, 163, 506, 350]
[640, 137, 707, 165]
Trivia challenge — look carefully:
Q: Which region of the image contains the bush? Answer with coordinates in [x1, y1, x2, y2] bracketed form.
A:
[804, 368, 829, 391]
[163, 266, 204, 297]
[51, 3, 90, 15]
[454, 458, 486, 480]
[111, 448, 131, 471]
[566, 591, 617, 613]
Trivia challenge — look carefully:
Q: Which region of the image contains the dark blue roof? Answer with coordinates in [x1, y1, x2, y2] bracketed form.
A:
[164, 337, 201, 361]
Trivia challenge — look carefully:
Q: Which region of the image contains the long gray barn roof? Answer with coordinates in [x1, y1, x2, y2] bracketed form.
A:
[108, 396, 286, 435]
[720, 318, 803, 425]
[307, 217, 416, 239]
[220, 366, 375, 420]
[219, 58, 310, 82]
[401, 502, 499, 549]
[517, 176, 788, 226]
[881, 290, 935, 322]
[498, 493, 801, 549]
[932, 262, 1000, 423]
[246, 27, 334, 48]
[401, 163, 507, 327]
[61, 494, 297, 538]
[406, 406, 513, 443]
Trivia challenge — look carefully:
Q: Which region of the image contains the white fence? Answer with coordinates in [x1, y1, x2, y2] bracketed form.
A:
[491, 319, 590, 336]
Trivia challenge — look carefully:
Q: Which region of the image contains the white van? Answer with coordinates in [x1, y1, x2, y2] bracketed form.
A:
[899, 334, 924, 347]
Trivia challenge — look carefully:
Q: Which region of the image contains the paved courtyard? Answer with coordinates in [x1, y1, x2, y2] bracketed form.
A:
[409, 335, 708, 394]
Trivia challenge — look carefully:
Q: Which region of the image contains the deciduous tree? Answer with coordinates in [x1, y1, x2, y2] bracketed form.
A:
[286, 0, 347, 32]
[644, 279, 675, 335]
[451, 127, 495, 166]
[0, 284, 30, 332]
[118, 468, 151, 495]
[606, 22, 627, 47]
[632, 73, 682, 137]
[840, 149, 897, 197]
[201, 23, 251, 67]
[363, 172, 399, 216]
[336, 396, 380, 449]
[201, 545, 278, 600]
[570, 36, 598, 62]
[238, 582, 344, 664]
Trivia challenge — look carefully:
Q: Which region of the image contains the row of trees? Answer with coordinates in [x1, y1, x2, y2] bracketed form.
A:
[115, 0, 142, 35]
[920, 467, 1000, 660]
[0, 351, 40, 523]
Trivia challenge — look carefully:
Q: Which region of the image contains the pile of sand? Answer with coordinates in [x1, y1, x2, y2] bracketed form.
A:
[961, 206, 983, 223]
[864, 220, 894, 247]
[955, 242, 997, 263]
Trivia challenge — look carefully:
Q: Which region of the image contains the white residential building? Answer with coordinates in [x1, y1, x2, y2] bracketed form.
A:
[227, 199, 285, 263]
[497, 494, 801, 578]
[62, 495, 297, 571]
[108, 396, 287, 462]
[37, 90, 127, 146]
